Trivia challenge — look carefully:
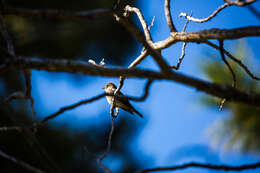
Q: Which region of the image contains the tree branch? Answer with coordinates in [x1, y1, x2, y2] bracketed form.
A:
[97, 117, 114, 173]
[22, 69, 36, 121]
[247, 5, 260, 21]
[1, 57, 260, 107]
[3, 7, 114, 20]
[0, 102, 62, 173]
[115, 7, 172, 74]
[124, 5, 153, 44]
[0, 149, 45, 173]
[179, 0, 256, 23]
[137, 161, 260, 173]
[37, 93, 106, 128]
[0, 3, 15, 57]
[154, 26, 260, 49]
[219, 40, 236, 88]
[164, 0, 177, 32]
[218, 40, 236, 110]
[171, 12, 191, 70]
[204, 40, 260, 80]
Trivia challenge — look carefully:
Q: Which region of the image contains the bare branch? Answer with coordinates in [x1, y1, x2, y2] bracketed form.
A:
[179, 3, 230, 23]
[126, 80, 153, 101]
[0, 149, 45, 173]
[114, 7, 172, 74]
[1, 2, 36, 120]
[181, 11, 192, 33]
[247, 5, 260, 21]
[0, 4, 15, 57]
[23, 69, 36, 121]
[164, 0, 177, 32]
[179, 0, 256, 23]
[154, 26, 260, 49]
[1, 103, 62, 173]
[5, 91, 26, 103]
[171, 12, 191, 70]
[171, 42, 187, 70]
[3, 7, 114, 20]
[205, 40, 260, 80]
[136, 161, 260, 173]
[97, 117, 114, 173]
[128, 49, 148, 69]
[219, 40, 236, 109]
[115, 49, 148, 97]
[124, 5, 153, 44]
[219, 40, 236, 88]
[148, 16, 155, 31]
[1, 57, 260, 107]
[0, 126, 22, 131]
[224, 0, 257, 6]
[37, 93, 106, 128]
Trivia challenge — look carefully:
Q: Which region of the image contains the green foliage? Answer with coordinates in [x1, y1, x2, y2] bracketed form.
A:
[200, 41, 260, 153]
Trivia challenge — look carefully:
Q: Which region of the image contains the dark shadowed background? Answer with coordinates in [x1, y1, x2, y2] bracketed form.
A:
[1, 0, 260, 173]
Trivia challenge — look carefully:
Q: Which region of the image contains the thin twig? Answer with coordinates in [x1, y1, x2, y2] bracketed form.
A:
[148, 16, 155, 31]
[205, 40, 260, 80]
[128, 49, 148, 69]
[0, 1, 15, 57]
[219, 41, 236, 88]
[224, 0, 256, 6]
[37, 93, 106, 128]
[171, 42, 187, 70]
[124, 80, 153, 101]
[5, 92, 26, 103]
[136, 161, 260, 173]
[179, 3, 230, 23]
[181, 11, 192, 33]
[97, 116, 114, 173]
[247, 5, 260, 21]
[0, 126, 23, 131]
[23, 70, 36, 122]
[219, 40, 236, 110]
[171, 12, 192, 70]
[179, 0, 256, 23]
[164, 0, 177, 32]
[0, 149, 45, 173]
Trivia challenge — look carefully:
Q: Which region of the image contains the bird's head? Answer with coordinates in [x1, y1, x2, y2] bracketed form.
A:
[103, 82, 117, 92]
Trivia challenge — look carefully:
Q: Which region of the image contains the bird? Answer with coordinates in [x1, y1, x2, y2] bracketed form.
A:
[103, 82, 143, 118]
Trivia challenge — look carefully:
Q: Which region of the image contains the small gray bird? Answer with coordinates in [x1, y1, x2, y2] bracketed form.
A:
[103, 82, 143, 118]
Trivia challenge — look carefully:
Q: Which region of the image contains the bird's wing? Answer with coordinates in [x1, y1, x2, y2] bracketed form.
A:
[117, 91, 143, 118]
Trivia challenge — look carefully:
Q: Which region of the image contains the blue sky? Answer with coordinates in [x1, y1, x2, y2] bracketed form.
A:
[31, 0, 260, 172]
